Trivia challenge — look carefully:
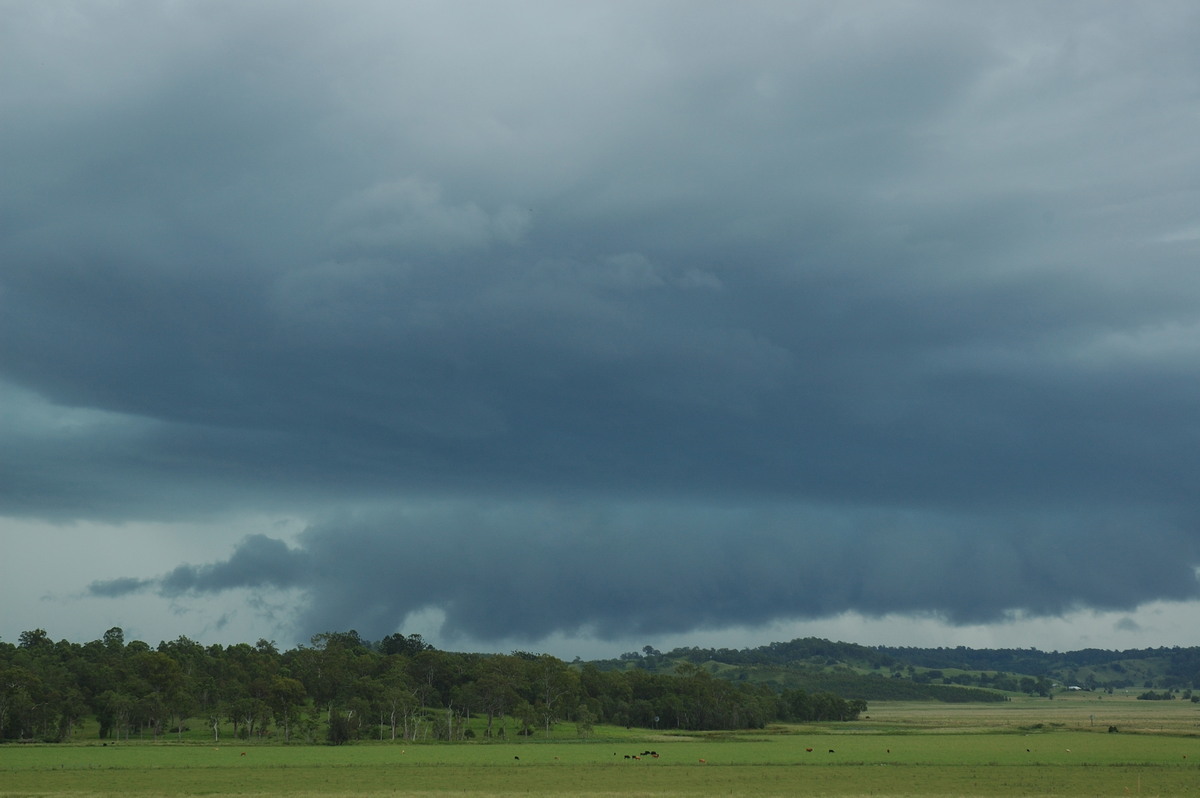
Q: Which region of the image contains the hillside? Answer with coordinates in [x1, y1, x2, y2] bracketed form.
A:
[586, 638, 1200, 702]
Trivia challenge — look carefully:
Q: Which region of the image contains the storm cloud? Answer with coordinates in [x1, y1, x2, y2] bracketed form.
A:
[89, 503, 1200, 645]
[6, 2, 1200, 650]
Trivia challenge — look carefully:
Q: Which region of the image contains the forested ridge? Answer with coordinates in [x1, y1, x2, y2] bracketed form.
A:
[10, 629, 1194, 744]
[641, 638, 1200, 696]
[0, 629, 864, 743]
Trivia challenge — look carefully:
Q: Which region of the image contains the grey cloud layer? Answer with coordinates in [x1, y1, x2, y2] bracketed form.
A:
[7, 2, 1200, 643]
[90, 504, 1200, 643]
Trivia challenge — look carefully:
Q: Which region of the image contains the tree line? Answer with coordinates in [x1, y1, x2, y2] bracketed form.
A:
[605, 641, 1010, 702]
[637, 637, 1200, 695]
[0, 629, 865, 743]
[876, 644, 1200, 689]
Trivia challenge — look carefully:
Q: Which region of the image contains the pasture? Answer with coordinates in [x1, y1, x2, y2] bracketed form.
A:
[4, 694, 1200, 796]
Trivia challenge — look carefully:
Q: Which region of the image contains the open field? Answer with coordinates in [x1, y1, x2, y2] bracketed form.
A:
[860, 692, 1200, 735]
[4, 696, 1200, 797]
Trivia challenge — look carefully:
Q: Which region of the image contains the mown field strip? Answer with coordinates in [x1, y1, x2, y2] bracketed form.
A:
[2, 761, 1198, 798]
[3, 730, 1200, 797]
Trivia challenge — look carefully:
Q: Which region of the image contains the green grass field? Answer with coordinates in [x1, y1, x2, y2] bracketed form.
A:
[4, 695, 1200, 796]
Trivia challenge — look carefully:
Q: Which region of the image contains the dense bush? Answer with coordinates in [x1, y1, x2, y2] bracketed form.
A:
[0, 628, 866, 743]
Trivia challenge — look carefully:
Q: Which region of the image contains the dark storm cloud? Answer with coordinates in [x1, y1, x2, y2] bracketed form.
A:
[294, 505, 1200, 641]
[88, 576, 156, 598]
[156, 534, 311, 595]
[85, 504, 1200, 644]
[6, 2, 1200, 644]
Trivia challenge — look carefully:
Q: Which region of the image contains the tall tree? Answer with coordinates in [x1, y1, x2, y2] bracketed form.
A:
[528, 654, 577, 737]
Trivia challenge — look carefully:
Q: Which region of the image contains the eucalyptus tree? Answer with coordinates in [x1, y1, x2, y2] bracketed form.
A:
[220, 642, 280, 739]
[469, 655, 524, 738]
[291, 632, 369, 723]
[129, 651, 185, 739]
[268, 675, 307, 742]
[0, 663, 37, 740]
[376, 660, 416, 741]
[527, 654, 578, 737]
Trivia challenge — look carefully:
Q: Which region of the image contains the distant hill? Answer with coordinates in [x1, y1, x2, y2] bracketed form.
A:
[586, 637, 1200, 703]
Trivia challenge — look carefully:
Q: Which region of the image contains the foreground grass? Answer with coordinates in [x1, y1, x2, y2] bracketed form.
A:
[5, 696, 1200, 796]
[3, 763, 1196, 798]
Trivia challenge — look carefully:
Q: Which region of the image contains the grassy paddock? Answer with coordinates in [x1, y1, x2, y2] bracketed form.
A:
[4, 697, 1200, 796]
[860, 693, 1200, 735]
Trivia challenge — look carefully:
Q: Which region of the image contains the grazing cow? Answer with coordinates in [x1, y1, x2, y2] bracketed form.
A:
[805, 748, 813, 752]
[698, 758, 707, 764]
[828, 749, 835, 754]
[513, 756, 519, 760]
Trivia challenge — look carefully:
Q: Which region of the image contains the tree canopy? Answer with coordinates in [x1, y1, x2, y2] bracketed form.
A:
[0, 629, 864, 743]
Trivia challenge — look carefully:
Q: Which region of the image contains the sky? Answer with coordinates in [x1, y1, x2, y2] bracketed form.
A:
[3, 1, 1200, 661]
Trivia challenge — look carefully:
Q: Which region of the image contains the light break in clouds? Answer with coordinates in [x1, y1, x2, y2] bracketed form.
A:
[4, 1, 1200, 656]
